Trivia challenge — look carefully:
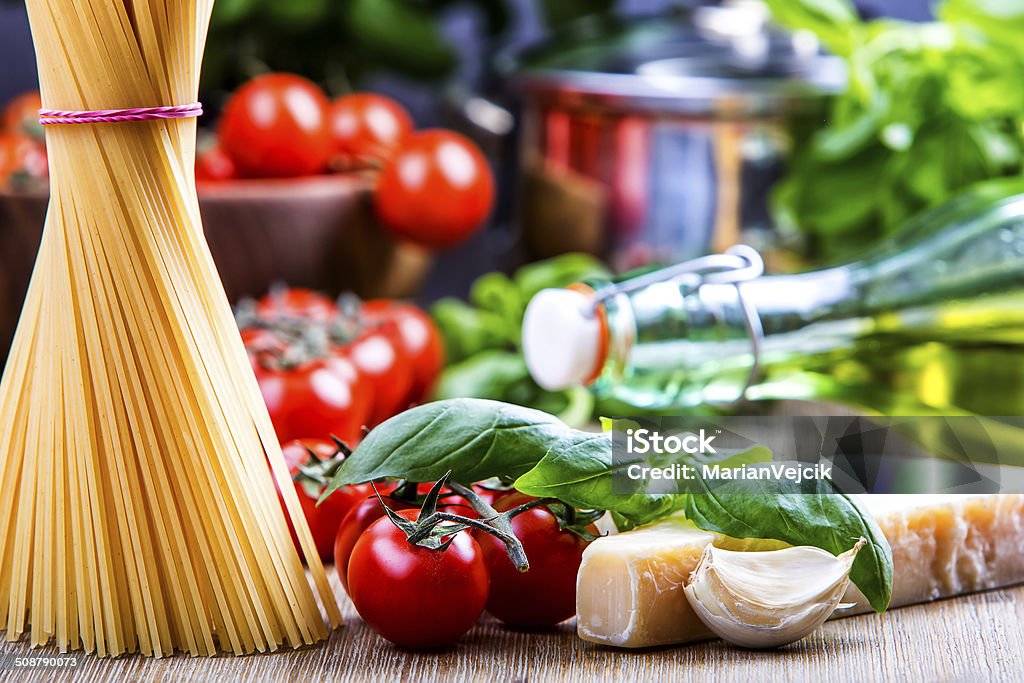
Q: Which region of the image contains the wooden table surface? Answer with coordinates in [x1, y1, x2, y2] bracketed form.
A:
[1, 571, 1022, 683]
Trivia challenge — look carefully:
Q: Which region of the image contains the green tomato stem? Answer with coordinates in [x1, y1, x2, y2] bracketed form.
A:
[445, 481, 532, 572]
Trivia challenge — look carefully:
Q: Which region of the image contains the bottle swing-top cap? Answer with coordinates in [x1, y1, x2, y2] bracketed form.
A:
[523, 287, 606, 391]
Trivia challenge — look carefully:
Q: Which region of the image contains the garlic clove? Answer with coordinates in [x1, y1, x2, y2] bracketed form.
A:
[684, 539, 865, 649]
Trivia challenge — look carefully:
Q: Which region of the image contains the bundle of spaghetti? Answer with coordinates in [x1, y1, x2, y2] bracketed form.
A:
[0, 0, 341, 658]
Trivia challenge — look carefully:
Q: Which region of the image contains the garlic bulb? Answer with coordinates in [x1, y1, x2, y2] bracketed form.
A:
[684, 539, 865, 649]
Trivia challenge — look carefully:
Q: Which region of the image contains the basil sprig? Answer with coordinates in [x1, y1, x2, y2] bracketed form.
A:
[513, 431, 773, 527]
[324, 399, 571, 494]
[326, 398, 894, 612]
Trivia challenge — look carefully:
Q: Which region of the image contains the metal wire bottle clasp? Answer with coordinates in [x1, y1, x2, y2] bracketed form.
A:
[587, 245, 767, 404]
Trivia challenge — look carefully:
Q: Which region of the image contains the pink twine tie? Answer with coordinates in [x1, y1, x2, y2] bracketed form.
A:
[38, 103, 203, 125]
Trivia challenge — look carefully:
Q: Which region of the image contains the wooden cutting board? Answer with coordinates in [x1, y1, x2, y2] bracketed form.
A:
[0, 571, 1020, 682]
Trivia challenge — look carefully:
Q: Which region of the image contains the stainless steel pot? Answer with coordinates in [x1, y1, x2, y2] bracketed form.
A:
[506, 1, 846, 270]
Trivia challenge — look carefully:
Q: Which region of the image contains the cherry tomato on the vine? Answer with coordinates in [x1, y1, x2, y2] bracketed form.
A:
[333, 483, 491, 592]
[219, 73, 331, 178]
[329, 93, 412, 167]
[2, 91, 43, 140]
[0, 133, 47, 190]
[375, 130, 494, 249]
[256, 288, 339, 322]
[474, 493, 591, 628]
[347, 509, 489, 649]
[333, 490, 415, 591]
[240, 326, 289, 368]
[279, 439, 371, 562]
[362, 299, 444, 403]
[345, 322, 414, 426]
[251, 352, 372, 445]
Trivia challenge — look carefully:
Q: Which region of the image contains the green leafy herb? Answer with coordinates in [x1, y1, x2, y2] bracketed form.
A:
[328, 397, 723, 525]
[430, 254, 610, 426]
[762, 0, 859, 57]
[514, 429, 772, 527]
[325, 398, 577, 493]
[766, 0, 1024, 260]
[432, 351, 595, 426]
[682, 464, 894, 613]
[514, 431, 672, 526]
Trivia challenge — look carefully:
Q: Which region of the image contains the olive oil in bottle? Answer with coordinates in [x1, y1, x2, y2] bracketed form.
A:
[522, 184, 1024, 420]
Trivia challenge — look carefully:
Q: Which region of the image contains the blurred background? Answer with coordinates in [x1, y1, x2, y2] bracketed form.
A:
[0, 0, 935, 304]
[0, 1, 931, 108]
[4, 0, 1024, 435]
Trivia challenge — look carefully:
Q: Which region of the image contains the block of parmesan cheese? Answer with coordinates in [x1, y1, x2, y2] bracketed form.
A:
[576, 494, 1024, 648]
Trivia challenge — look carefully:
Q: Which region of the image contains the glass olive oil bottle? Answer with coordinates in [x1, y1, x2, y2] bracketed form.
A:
[522, 183, 1024, 421]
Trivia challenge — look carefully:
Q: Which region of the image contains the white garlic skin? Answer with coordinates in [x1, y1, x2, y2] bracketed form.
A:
[684, 539, 865, 649]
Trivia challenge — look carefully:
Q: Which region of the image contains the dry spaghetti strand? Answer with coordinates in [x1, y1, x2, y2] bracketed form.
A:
[0, 0, 340, 658]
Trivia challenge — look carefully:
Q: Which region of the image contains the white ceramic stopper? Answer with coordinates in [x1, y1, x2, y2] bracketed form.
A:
[522, 288, 602, 391]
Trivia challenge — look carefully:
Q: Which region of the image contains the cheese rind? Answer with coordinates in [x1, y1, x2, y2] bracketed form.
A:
[576, 494, 1024, 648]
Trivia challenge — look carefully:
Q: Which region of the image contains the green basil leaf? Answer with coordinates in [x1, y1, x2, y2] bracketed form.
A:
[682, 463, 894, 613]
[468, 272, 524, 344]
[762, 0, 860, 57]
[514, 425, 772, 526]
[431, 353, 594, 428]
[514, 432, 675, 525]
[780, 145, 890, 236]
[469, 272, 522, 317]
[940, 0, 1024, 62]
[513, 252, 610, 303]
[769, 0, 1024, 258]
[432, 351, 532, 402]
[325, 398, 576, 493]
[813, 94, 888, 162]
[430, 299, 510, 362]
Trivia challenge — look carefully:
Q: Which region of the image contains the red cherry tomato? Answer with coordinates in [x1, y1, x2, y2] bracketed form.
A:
[240, 326, 289, 371]
[474, 493, 591, 628]
[347, 509, 489, 649]
[278, 439, 372, 562]
[361, 300, 444, 403]
[329, 93, 413, 166]
[0, 133, 47, 190]
[280, 437, 335, 471]
[195, 145, 237, 182]
[345, 322, 414, 425]
[333, 492, 416, 591]
[219, 73, 331, 178]
[2, 91, 43, 140]
[375, 130, 494, 249]
[251, 352, 372, 445]
[333, 483, 492, 592]
[256, 288, 338, 322]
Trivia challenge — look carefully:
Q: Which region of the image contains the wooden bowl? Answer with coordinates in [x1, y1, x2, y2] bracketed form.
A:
[0, 175, 434, 360]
